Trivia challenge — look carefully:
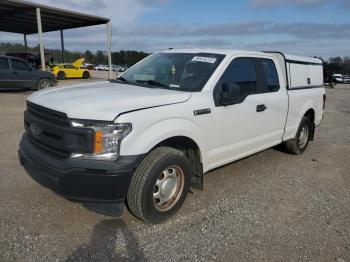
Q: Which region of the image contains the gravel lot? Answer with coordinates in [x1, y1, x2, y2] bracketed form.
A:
[0, 84, 349, 262]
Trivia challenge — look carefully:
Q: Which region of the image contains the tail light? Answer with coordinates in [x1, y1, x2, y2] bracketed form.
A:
[323, 94, 326, 110]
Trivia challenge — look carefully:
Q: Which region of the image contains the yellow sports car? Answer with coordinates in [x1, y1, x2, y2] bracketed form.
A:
[51, 58, 91, 80]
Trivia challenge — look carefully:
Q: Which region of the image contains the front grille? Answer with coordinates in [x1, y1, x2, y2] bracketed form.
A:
[26, 102, 70, 127]
[27, 135, 71, 159]
[24, 102, 94, 159]
[25, 102, 71, 159]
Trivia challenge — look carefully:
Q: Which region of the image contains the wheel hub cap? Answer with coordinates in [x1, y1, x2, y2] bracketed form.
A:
[299, 126, 309, 148]
[153, 166, 184, 212]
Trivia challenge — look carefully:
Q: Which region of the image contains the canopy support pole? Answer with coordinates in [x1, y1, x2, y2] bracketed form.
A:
[24, 34, 28, 53]
[60, 30, 65, 63]
[36, 7, 45, 71]
[106, 21, 112, 79]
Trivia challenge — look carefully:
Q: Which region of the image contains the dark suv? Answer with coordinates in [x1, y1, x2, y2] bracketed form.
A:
[0, 55, 55, 90]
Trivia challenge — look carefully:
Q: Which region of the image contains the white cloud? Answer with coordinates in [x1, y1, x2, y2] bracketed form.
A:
[250, 0, 329, 7]
[32, 0, 169, 26]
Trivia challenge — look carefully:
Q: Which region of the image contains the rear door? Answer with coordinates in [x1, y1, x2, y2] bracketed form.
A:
[255, 58, 289, 145]
[0, 57, 13, 88]
[10, 58, 37, 88]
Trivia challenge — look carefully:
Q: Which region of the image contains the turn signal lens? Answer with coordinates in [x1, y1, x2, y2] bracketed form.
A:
[94, 130, 103, 153]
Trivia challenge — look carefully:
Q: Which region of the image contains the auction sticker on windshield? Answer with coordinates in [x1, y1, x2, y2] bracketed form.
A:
[192, 56, 217, 64]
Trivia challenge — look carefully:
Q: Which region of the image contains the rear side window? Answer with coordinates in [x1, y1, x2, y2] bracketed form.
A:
[220, 58, 257, 97]
[261, 59, 279, 92]
[0, 58, 9, 70]
[63, 65, 75, 69]
[12, 59, 29, 70]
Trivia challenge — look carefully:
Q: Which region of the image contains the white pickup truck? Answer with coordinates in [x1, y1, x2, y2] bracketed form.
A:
[19, 49, 326, 223]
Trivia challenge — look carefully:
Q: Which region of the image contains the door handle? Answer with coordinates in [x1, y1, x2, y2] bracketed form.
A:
[13, 71, 18, 74]
[256, 104, 267, 112]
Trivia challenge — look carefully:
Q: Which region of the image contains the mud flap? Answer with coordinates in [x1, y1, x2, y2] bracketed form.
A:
[310, 123, 315, 141]
[190, 161, 203, 190]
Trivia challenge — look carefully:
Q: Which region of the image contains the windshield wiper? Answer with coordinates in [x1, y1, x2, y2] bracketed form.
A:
[114, 76, 129, 83]
[136, 80, 168, 88]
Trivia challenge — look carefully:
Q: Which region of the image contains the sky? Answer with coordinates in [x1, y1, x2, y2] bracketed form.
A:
[0, 0, 349, 58]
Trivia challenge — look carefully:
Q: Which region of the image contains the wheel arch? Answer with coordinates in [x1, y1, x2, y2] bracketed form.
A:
[150, 135, 204, 190]
[304, 108, 315, 124]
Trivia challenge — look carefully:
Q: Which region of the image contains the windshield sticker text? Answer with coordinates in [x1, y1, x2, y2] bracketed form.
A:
[192, 56, 217, 64]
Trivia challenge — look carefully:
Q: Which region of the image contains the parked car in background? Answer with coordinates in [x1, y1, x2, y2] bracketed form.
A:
[19, 49, 326, 223]
[6, 52, 50, 69]
[94, 64, 108, 71]
[51, 58, 91, 80]
[81, 63, 94, 70]
[117, 65, 128, 72]
[343, 75, 350, 84]
[333, 74, 344, 83]
[0, 55, 55, 90]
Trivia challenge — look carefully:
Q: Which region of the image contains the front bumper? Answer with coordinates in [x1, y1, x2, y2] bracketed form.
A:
[18, 134, 143, 203]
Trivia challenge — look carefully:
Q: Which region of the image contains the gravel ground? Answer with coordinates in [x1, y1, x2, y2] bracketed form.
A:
[0, 84, 349, 262]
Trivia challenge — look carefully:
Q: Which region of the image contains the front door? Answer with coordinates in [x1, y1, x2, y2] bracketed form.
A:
[63, 65, 80, 78]
[208, 56, 273, 170]
[10, 58, 36, 89]
[0, 57, 13, 89]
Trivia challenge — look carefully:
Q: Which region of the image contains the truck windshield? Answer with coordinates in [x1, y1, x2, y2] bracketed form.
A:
[118, 52, 225, 92]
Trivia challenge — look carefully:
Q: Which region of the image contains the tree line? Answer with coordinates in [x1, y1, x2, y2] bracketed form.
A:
[320, 57, 350, 76]
[0, 42, 149, 67]
[1, 42, 349, 74]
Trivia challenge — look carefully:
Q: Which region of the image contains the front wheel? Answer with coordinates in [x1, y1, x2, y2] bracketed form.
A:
[82, 71, 90, 79]
[127, 147, 191, 223]
[36, 78, 51, 90]
[57, 71, 66, 80]
[284, 117, 312, 155]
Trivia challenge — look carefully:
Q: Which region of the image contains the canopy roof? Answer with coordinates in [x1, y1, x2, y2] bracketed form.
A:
[0, 0, 110, 35]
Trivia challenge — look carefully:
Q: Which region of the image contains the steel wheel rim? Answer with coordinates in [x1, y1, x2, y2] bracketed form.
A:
[39, 80, 50, 90]
[298, 125, 309, 148]
[153, 165, 185, 212]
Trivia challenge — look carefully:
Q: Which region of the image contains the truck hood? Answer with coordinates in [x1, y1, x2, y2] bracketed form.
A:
[27, 81, 191, 121]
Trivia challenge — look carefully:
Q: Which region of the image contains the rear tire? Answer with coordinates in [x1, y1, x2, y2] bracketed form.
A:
[82, 71, 90, 79]
[284, 117, 312, 155]
[127, 147, 191, 223]
[36, 78, 51, 91]
[57, 71, 66, 80]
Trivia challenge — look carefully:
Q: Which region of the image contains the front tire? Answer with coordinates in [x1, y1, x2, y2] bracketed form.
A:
[284, 117, 312, 155]
[127, 147, 191, 223]
[82, 71, 90, 79]
[57, 71, 66, 80]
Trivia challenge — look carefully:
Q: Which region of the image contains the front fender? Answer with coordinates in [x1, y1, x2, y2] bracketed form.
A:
[120, 117, 205, 157]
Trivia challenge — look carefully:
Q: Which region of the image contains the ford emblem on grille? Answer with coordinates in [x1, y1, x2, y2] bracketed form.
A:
[29, 123, 42, 137]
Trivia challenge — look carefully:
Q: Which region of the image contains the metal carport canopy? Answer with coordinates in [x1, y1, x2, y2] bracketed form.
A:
[0, 0, 112, 77]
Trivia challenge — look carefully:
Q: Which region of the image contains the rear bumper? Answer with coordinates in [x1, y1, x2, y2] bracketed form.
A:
[19, 134, 143, 203]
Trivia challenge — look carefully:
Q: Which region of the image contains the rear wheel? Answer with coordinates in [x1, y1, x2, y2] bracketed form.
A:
[82, 71, 90, 79]
[36, 78, 51, 90]
[284, 117, 312, 155]
[57, 71, 66, 80]
[127, 147, 191, 223]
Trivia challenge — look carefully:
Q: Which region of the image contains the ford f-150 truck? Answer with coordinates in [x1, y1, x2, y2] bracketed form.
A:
[19, 49, 326, 223]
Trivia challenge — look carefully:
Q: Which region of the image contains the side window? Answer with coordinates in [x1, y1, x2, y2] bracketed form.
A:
[261, 59, 280, 92]
[220, 58, 257, 97]
[12, 59, 29, 71]
[0, 58, 9, 70]
[63, 65, 75, 69]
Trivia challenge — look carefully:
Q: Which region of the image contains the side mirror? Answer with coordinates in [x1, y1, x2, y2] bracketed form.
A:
[219, 82, 241, 106]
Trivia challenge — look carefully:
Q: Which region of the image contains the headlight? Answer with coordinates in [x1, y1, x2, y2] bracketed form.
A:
[70, 121, 132, 161]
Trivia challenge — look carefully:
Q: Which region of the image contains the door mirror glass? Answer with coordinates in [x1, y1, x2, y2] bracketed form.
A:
[219, 82, 241, 106]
